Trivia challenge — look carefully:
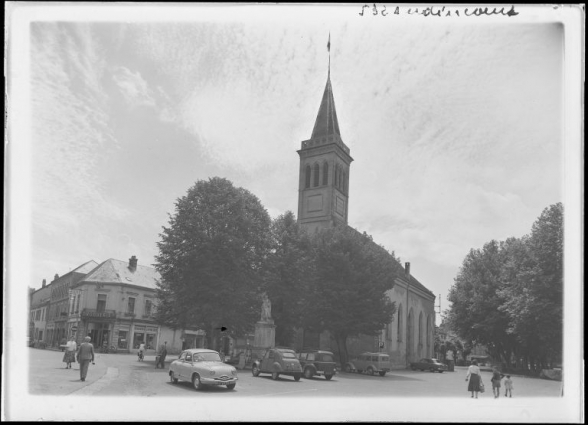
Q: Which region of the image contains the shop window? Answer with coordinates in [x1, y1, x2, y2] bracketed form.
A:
[133, 332, 145, 349]
[127, 297, 136, 314]
[97, 294, 106, 312]
[118, 331, 128, 349]
[146, 333, 155, 350]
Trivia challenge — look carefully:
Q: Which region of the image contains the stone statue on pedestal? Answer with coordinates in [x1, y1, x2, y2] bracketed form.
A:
[261, 294, 272, 322]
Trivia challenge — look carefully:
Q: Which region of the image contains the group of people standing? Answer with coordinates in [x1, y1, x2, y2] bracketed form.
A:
[62, 336, 95, 382]
[466, 360, 514, 398]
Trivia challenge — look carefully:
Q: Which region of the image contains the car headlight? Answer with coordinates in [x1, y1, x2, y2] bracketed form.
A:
[231, 369, 237, 376]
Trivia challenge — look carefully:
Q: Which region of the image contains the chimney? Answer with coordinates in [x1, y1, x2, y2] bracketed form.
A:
[405, 262, 411, 278]
[129, 255, 138, 272]
[54, 273, 59, 281]
[42, 279, 46, 288]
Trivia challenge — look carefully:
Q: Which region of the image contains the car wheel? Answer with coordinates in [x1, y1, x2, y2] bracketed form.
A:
[293, 373, 301, 382]
[325, 374, 333, 381]
[304, 368, 314, 379]
[169, 371, 178, 384]
[379, 371, 386, 377]
[367, 367, 374, 376]
[192, 374, 203, 391]
[344, 364, 352, 373]
[226, 383, 236, 390]
[252, 365, 260, 377]
[271, 372, 279, 380]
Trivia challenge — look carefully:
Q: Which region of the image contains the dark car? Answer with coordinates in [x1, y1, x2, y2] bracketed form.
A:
[410, 358, 448, 373]
[252, 348, 303, 381]
[297, 350, 337, 380]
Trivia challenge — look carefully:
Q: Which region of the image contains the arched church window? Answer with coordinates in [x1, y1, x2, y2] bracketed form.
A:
[313, 163, 320, 187]
[342, 171, 346, 193]
[397, 304, 403, 342]
[323, 162, 329, 186]
[334, 164, 339, 187]
[419, 312, 424, 343]
[305, 165, 311, 189]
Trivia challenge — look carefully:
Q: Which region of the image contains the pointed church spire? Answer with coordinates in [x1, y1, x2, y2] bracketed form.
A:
[311, 33, 341, 140]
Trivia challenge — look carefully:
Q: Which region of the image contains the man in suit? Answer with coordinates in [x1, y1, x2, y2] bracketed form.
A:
[77, 336, 95, 382]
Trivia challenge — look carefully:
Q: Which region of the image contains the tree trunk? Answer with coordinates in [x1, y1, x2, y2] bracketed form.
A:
[334, 334, 348, 366]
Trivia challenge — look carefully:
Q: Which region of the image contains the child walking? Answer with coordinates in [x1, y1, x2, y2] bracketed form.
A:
[504, 375, 514, 398]
[491, 367, 504, 398]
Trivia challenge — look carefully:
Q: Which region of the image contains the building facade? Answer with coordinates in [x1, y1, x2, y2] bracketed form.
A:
[293, 68, 436, 368]
[33, 256, 204, 354]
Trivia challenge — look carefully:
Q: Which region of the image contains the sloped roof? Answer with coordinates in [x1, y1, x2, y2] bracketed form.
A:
[81, 258, 160, 290]
[72, 260, 99, 275]
[311, 76, 341, 139]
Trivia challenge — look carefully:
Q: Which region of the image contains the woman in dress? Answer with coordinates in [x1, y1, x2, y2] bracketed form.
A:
[62, 336, 77, 369]
[465, 360, 482, 398]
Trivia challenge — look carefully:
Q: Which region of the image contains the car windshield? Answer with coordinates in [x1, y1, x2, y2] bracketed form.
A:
[281, 352, 297, 359]
[193, 352, 222, 362]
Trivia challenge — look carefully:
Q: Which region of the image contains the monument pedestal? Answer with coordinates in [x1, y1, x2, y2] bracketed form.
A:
[252, 319, 276, 360]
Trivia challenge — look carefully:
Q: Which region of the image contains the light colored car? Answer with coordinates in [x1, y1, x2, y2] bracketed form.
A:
[344, 352, 391, 376]
[168, 348, 238, 390]
[252, 347, 303, 381]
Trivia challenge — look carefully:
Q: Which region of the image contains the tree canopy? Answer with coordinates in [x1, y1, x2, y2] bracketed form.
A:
[447, 203, 563, 371]
[264, 211, 313, 346]
[303, 224, 398, 364]
[154, 177, 271, 349]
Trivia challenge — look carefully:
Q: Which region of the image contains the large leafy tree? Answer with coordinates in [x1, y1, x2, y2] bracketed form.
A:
[264, 211, 313, 346]
[446, 240, 516, 364]
[498, 203, 563, 368]
[154, 177, 271, 350]
[447, 203, 563, 370]
[303, 225, 397, 364]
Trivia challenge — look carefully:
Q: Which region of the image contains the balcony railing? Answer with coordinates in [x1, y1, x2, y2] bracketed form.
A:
[81, 308, 116, 319]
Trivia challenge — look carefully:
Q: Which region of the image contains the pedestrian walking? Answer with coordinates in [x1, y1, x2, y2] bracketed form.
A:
[491, 367, 504, 398]
[446, 350, 455, 372]
[155, 341, 168, 369]
[76, 336, 95, 382]
[62, 336, 77, 369]
[465, 360, 482, 398]
[504, 375, 514, 398]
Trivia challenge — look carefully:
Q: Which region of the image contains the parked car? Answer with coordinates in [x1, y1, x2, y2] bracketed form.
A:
[252, 347, 303, 381]
[345, 352, 391, 376]
[297, 349, 337, 380]
[168, 348, 238, 390]
[410, 358, 448, 373]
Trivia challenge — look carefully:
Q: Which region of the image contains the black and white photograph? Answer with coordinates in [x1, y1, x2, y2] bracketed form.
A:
[4, 3, 583, 422]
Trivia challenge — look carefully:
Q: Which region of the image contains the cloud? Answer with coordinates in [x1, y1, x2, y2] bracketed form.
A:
[111, 66, 156, 108]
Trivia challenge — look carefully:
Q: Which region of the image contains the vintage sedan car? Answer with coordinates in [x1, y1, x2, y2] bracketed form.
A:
[345, 352, 391, 376]
[410, 358, 448, 373]
[168, 348, 238, 390]
[252, 347, 303, 381]
[297, 349, 337, 380]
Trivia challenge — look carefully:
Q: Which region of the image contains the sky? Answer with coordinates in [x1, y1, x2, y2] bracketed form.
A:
[23, 6, 566, 323]
[7, 4, 584, 422]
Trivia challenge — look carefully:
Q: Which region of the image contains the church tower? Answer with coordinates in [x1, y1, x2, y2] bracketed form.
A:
[297, 65, 353, 233]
